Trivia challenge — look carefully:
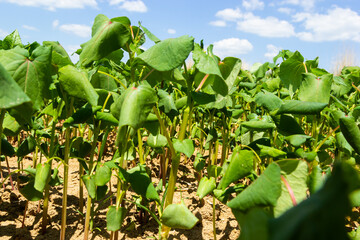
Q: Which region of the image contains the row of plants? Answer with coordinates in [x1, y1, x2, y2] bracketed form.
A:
[1, 14, 360, 240]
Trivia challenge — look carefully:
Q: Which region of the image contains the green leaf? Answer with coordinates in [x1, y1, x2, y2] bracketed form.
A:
[90, 68, 118, 92]
[0, 46, 52, 110]
[94, 164, 111, 186]
[193, 43, 223, 78]
[339, 116, 360, 155]
[242, 121, 276, 131]
[17, 136, 36, 157]
[96, 185, 108, 201]
[127, 164, 160, 202]
[48, 168, 62, 187]
[228, 163, 281, 211]
[285, 134, 311, 147]
[1, 138, 15, 156]
[2, 30, 22, 50]
[277, 100, 327, 115]
[308, 165, 325, 194]
[58, 65, 99, 106]
[295, 148, 317, 162]
[173, 139, 194, 158]
[63, 105, 94, 127]
[139, 22, 160, 43]
[218, 148, 254, 190]
[274, 160, 308, 217]
[207, 165, 223, 178]
[95, 112, 119, 126]
[0, 63, 31, 109]
[34, 163, 51, 192]
[258, 144, 287, 158]
[43, 41, 73, 67]
[269, 162, 359, 240]
[197, 177, 216, 199]
[272, 114, 305, 136]
[147, 133, 167, 148]
[222, 57, 242, 94]
[232, 208, 269, 240]
[137, 35, 194, 71]
[2, 114, 22, 136]
[80, 14, 131, 66]
[81, 174, 96, 199]
[115, 85, 158, 131]
[298, 73, 333, 103]
[161, 203, 199, 229]
[255, 91, 283, 112]
[279, 51, 305, 94]
[158, 89, 178, 118]
[106, 206, 127, 231]
[19, 180, 43, 201]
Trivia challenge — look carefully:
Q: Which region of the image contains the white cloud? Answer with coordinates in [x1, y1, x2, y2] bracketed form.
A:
[281, 0, 316, 11]
[0, 0, 97, 11]
[294, 7, 360, 42]
[59, 24, 91, 38]
[265, 44, 282, 59]
[22, 25, 38, 31]
[278, 7, 293, 15]
[242, 0, 264, 11]
[167, 28, 176, 34]
[213, 7, 294, 38]
[109, 0, 123, 4]
[237, 13, 295, 38]
[212, 38, 253, 58]
[215, 8, 242, 22]
[0, 29, 8, 38]
[209, 20, 227, 27]
[110, 0, 147, 12]
[52, 20, 59, 28]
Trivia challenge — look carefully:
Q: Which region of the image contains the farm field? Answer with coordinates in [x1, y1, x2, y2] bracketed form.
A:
[1, 14, 360, 240]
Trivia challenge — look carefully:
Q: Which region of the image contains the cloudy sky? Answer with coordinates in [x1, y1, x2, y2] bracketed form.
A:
[0, 0, 359, 70]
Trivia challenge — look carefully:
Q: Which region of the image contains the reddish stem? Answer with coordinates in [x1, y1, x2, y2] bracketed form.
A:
[281, 175, 297, 206]
[5, 156, 14, 190]
[195, 74, 210, 92]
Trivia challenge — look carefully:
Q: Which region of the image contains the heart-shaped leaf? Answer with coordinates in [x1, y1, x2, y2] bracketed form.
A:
[228, 163, 281, 211]
[58, 65, 99, 106]
[80, 14, 131, 66]
[137, 35, 194, 71]
[95, 164, 111, 186]
[197, 177, 216, 199]
[0, 63, 31, 109]
[106, 206, 127, 231]
[173, 139, 194, 158]
[161, 203, 199, 229]
[219, 148, 254, 190]
[34, 163, 51, 192]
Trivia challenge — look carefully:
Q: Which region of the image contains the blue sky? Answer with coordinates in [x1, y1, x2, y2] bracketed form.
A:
[0, 0, 359, 71]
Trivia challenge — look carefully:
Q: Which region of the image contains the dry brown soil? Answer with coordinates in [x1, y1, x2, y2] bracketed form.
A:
[0, 154, 239, 240]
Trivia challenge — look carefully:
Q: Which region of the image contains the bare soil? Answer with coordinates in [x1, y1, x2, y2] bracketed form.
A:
[0, 154, 239, 240]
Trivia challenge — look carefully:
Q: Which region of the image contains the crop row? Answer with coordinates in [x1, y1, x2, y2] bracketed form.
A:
[1, 14, 360, 240]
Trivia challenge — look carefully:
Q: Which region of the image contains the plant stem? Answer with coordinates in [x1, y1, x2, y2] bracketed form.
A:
[0, 108, 6, 165]
[153, 106, 179, 239]
[79, 164, 84, 212]
[42, 100, 62, 232]
[83, 121, 101, 240]
[312, 115, 318, 151]
[60, 97, 74, 240]
[137, 129, 144, 164]
[178, 107, 190, 141]
[0, 109, 6, 190]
